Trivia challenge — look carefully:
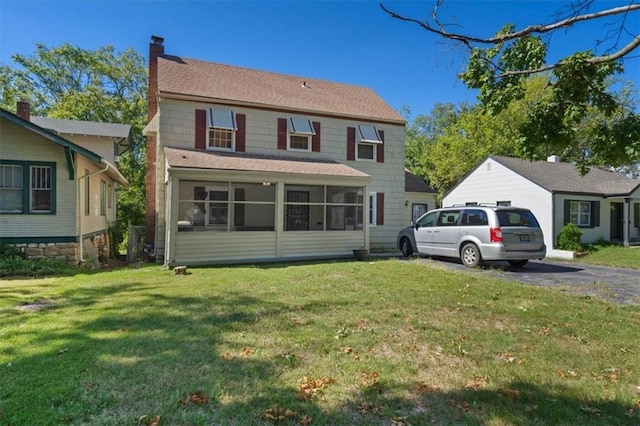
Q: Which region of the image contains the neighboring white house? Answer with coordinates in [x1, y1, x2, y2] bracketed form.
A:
[404, 168, 437, 225]
[443, 155, 640, 255]
[0, 104, 129, 264]
[143, 36, 409, 265]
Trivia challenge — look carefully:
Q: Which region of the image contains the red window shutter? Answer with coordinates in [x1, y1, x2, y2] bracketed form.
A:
[347, 127, 355, 160]
[235, 113, 246, 152]
[377, 130, 384, 163]
[195, 109, 207, 149]
[312, 121, 321, 152]
[277, 118, 287, 150]
[376, 192, 384, 226]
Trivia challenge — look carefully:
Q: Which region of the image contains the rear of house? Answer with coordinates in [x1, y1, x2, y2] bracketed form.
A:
[144, 36, 407, 265]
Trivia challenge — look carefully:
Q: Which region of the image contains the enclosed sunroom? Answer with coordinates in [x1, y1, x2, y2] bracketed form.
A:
[162, 147, 372, 265]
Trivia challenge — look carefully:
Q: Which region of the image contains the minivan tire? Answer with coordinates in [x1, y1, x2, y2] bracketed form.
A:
[460, 243, 481, 267]
[400, 237, 413, 257]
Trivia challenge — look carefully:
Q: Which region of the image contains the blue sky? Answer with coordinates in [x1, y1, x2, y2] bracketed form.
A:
[1, 1, 638, 119]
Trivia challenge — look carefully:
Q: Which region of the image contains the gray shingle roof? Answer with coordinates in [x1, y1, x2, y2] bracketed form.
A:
[405, 169, 436, 193]
[31, 116, 131, 139]
[157, 55, 404, 124]
[491, 155, 640, 196]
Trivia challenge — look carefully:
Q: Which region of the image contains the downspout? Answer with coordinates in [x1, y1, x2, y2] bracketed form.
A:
[76, 161, 110, 262]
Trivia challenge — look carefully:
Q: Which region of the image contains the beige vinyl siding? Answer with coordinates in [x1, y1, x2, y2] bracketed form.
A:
[155, 99, 406, 255]
[0, 120, 77, 238]
[174, 232, 276, 264]
[404, 192, 437, 225]
[77, 155, 115, 237]
[281, 231, 364, 257]
[62, 134, 116, 165]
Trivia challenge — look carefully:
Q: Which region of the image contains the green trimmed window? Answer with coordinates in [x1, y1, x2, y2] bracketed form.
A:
[0, 161, 55, 214]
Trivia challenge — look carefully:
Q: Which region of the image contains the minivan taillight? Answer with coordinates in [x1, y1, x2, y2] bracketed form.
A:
[490, 227, 503, 243]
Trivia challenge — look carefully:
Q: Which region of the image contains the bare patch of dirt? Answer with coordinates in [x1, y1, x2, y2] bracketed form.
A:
[17, 299, 55, 311]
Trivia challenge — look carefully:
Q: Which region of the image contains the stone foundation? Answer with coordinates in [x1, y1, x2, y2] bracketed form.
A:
[7, 232, 112, 266]
[12, 242, 80, 265]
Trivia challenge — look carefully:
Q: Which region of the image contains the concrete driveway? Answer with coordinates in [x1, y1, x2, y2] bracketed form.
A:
[415, 257, 640, 306]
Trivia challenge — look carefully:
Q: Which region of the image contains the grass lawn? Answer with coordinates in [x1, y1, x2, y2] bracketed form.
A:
[578, 244, 640, 269]
[1, 259, 639, 425]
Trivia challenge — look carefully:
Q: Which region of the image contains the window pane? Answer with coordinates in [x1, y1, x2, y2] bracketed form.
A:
[289, 135, 309, 150]
[357, 143, 374, 160]
[31, 166, 51, 212]
[0, 165, 23, 213]
[412, 204, 428, 221]
[208, 129, 233, 149]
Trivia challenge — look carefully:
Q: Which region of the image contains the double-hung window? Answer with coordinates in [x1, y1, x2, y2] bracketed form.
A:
[207, 108, 237, 151]
[356, 124, 382, 161]
[0, 162, 54, 214]
[569, 200, 591, 226]
[287, 117, 315, 151]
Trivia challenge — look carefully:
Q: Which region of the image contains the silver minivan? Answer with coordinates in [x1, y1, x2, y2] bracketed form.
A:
[397, 205, 546, 267]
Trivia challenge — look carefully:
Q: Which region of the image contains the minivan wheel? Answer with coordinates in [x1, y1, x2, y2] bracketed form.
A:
[400, 238, 413, 257]
[508, 260, 528, 268]
[461, 243, 481, 267]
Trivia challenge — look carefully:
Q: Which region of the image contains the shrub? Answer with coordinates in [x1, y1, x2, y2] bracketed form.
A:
[557, 223, 584, 252]
[0, 244, 69, 277]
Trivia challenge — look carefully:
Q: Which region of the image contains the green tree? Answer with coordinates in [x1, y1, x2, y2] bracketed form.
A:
[403, 103, 457, 179]
[381, 1, 640, 170]
[0, 43, 148, 248]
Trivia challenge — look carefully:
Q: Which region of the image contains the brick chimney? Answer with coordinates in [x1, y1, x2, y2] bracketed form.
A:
[16, 100, 30, 121]
[145, 35, 165, 248]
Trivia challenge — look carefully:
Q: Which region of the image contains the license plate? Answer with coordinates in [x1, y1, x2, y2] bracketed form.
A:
[520, 234, 530, 242]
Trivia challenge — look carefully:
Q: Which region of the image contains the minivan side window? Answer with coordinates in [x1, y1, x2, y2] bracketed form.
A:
[437, 210, 461, 226]
[461, 209, 489, 226]
[416, 211, 437, 228]
[497, 210, 539, 227]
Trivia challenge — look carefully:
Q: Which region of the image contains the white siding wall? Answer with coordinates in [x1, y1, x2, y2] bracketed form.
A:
[443, 158, 554, 249]
[0, 120, 77, 238]
[154, 99, 406, 259]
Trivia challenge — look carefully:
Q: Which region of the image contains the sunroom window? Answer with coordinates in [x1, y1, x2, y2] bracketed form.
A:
[207, 108, 237, 151]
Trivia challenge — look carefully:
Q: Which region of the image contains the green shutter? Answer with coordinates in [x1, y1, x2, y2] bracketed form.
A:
[634, 203, 639, 228]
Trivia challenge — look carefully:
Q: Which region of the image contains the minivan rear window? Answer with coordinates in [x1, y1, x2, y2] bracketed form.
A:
[497, 210, 540, 227]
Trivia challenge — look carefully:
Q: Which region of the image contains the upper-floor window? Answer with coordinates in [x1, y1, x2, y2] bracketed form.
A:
[0, 162, 54, 214]
[288, 117, 315, 151]
[356, 124, 382, 161]
[207, 108, 237, 151]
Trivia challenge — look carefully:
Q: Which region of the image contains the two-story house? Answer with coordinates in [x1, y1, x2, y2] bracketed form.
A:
[144, 36, 417, 265]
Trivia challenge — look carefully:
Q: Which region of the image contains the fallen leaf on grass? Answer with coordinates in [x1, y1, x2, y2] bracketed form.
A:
[177, 391, 209, 407]
[58, 348, 68, 355]
[297, 376, 336, 400]
[356, 401, 384, 415]
[361, 370, 379, 387]
[240, 347, 254, 357]
[391, 416, 410, 425]
[139, 415, 161, 425]
[538, 327, 550, 335]
[223, 351, 233, 360]
[415, 382, 441, 393]
[499, 388, 520, 399]
[464, 375, 488, 390]
[262, 406, 312, 424]
[580, 405, 601, 415]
